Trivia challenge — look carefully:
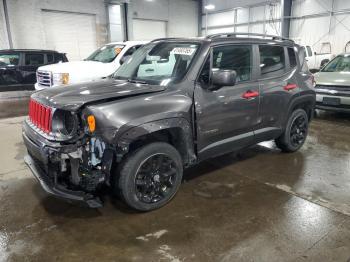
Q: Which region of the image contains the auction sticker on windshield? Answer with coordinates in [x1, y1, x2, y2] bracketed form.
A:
[171, 47, 196, 56]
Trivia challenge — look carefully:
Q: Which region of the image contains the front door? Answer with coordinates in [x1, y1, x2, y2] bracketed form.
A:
[194, 44, 260, 161]
[20, 53, 45, 90]
[0, 52, 24, 92]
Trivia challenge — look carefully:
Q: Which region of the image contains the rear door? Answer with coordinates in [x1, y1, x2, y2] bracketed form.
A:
[195, 43, 260, 160]
[20, 52, 45, 89]
[256, 44, 299, 141]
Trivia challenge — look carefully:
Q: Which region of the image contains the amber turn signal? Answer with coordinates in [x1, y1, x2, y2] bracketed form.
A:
[87, 115, 96, 133]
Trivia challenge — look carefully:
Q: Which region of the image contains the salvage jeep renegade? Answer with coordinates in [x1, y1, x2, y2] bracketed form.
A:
[23, 33, 316, 211]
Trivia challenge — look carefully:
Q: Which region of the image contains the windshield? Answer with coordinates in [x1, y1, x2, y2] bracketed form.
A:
[0, 53, 19, 66]
[86, 44, 125, 63]
[322, 55, 350, 72]
[114, 42, 200, 85]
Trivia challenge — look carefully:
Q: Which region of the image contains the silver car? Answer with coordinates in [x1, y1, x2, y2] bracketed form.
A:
[314, 54, 350, 112]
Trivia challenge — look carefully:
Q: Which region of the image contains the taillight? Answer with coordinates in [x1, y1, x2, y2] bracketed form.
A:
[28, 99, 52, 134]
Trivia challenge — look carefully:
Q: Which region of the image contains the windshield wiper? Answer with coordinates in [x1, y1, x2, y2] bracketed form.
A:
[127, 78, 148, 85]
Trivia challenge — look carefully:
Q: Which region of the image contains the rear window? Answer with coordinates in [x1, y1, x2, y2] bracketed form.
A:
[0, 53, 20, 66]
[25, 53, 44, 65]
[288, 47, 297, 68]
[259, 45, 286, 77]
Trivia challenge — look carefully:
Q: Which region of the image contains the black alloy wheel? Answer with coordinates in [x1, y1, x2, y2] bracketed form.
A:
[135, 153, 177, 204]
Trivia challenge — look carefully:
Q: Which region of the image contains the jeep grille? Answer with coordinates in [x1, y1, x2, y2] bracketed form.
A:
[28, 99, 52, 134]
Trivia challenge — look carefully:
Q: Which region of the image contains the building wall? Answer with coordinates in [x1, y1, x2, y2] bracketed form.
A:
[3, 0, 108, 50]
[128, 0, 199, 39]
[289, 0, 350, 55]
[201, 0, 281, 36]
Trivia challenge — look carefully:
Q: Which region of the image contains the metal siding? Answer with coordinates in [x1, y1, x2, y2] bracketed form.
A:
[290, 0, 350, 55]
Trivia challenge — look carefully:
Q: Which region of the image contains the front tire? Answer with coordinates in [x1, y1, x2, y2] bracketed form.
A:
[275, 109, 309, 152]
[116, 142, 183, 211]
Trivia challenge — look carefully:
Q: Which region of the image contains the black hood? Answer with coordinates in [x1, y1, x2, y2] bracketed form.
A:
[32, 79, 165, 111]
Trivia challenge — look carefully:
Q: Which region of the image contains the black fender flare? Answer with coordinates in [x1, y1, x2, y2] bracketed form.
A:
[284, 93, 316, 127]
[115, 118, 196, 166]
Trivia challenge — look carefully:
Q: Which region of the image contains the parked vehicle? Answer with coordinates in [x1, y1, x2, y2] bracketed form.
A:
[23, 33, 315, 211]
[303, 45, 334, 73]
[0, 49, 67, 91]
[314, 53, 350, 112]
[35, 41, 147, 90]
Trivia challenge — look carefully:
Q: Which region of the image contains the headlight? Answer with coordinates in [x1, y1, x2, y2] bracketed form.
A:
[53, 73, 69, 85]
[51, 110, 77, 138]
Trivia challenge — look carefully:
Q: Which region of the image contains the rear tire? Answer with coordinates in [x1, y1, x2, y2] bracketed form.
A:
[275, 109, 309, 153]
[116, 142, 183, 211]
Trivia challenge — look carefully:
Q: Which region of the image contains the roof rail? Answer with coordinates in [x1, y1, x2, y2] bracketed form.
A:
[150, 37, 182, 42]
[206, 32, 294, 42]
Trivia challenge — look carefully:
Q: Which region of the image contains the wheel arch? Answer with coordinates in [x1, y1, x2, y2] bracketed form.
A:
[115, 118, 197, 167]
[285, 94, 315, 126]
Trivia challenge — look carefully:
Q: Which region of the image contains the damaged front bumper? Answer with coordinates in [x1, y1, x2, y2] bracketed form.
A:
[24, 154, 102, 208]
[22, 120, 112, 208]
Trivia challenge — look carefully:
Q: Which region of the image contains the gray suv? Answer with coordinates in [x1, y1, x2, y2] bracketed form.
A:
[23, 33, 316, 211]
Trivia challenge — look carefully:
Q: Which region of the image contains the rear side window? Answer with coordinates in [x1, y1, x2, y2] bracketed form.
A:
[212, 45, 252, 82]
[47, 53, 54, 64]
[123, 45, 142, 57]
[288, 47, 297, 68]
[54, 53, 65, 63]
[259, 45, 286, 77]
[25, 54, 44, 65]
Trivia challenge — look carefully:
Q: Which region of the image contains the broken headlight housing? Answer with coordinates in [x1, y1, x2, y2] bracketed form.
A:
[51, 109, 78, 139]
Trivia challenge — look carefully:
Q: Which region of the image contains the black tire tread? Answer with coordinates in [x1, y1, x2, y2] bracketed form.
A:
[116, 142, 183, 211]
[275, 108, 308, 153]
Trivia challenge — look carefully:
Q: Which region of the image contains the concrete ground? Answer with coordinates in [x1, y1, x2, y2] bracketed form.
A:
[0, 110, 350, 262]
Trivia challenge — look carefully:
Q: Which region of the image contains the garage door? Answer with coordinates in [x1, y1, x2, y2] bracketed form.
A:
[41, 10, 97, 61]
[132, 19, 167, 40]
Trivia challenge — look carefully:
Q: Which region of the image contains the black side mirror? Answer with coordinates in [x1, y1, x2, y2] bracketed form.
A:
[211, 69, 237, 89]
[120, 55, 131, 65]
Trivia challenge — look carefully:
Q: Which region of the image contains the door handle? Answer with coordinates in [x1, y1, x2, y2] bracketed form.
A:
[284, 83, 298, 91]
[242, 90, 259, 99]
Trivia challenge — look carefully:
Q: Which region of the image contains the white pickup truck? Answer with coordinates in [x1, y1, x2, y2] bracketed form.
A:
[303, 45, 334, 73]
[35, 41, 147, 90]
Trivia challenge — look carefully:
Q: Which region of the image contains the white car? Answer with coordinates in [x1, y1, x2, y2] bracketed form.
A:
[302, 45, 334, 73]
[35, 41, 147, 90]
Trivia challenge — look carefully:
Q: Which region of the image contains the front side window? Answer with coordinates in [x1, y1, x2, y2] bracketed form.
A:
[212, 45, 252, 82]
[0, 53, 20, 66]
[114, 42, 200, 85]
[47, 53, 54, 64]
[54, 53, 66, 63]
[86, 44, 125, 63]
[322, 55, 350, 72]
[259, 45, 286, 77]
[25, 54, 44, 65]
